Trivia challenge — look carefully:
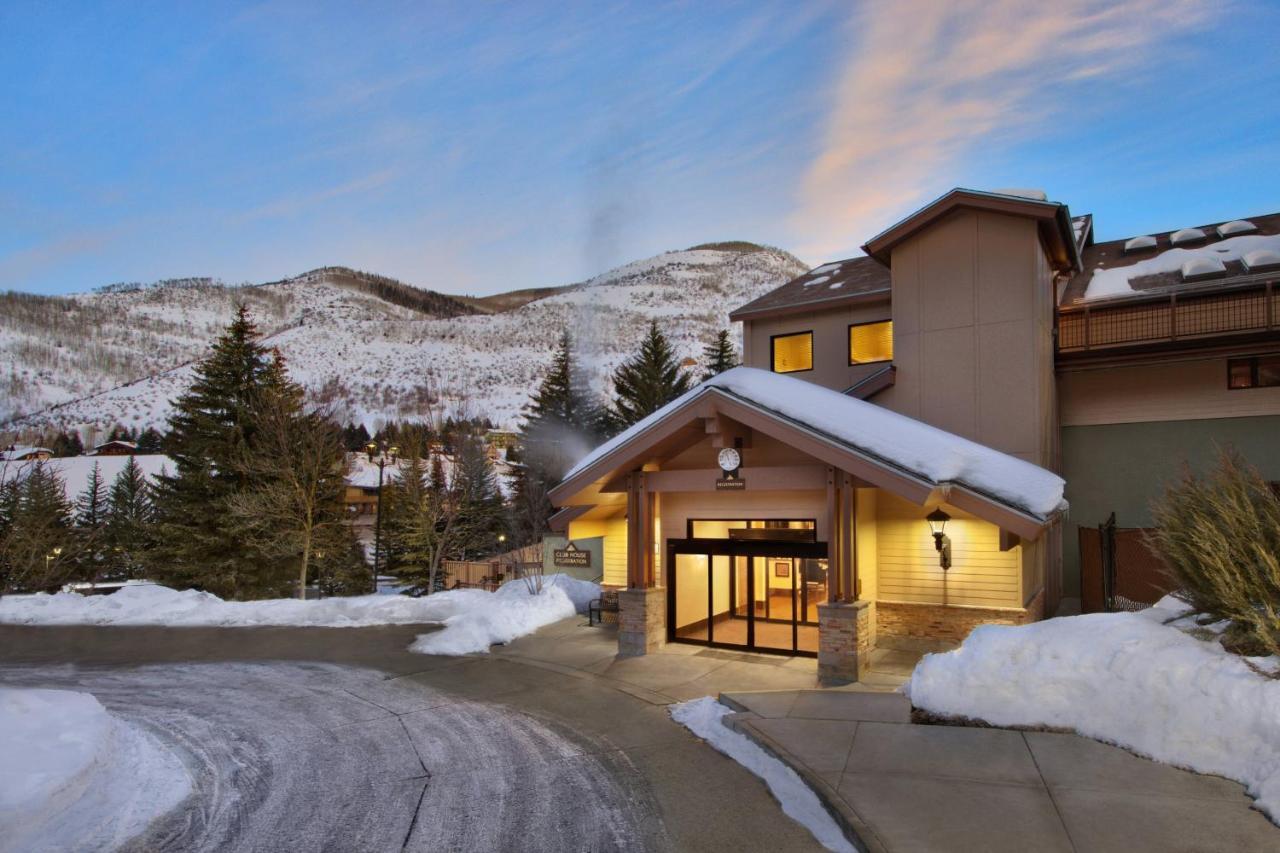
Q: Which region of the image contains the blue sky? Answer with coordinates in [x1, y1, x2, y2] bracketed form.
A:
[3, 1, 1279, 296]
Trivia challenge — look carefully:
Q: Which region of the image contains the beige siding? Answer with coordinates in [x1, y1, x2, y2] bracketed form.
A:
[875, 493, 1021, 608]
[1059, 356, 1280, 426]
[742, 302, 891, 393]
[877, 209, 1056, 468]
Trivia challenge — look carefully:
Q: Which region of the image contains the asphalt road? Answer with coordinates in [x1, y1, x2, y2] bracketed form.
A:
[0, 625, 824, 853]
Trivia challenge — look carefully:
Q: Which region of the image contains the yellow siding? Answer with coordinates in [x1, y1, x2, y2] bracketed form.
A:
[875, 493, 1021, 608]
[567, 517, 628, 587]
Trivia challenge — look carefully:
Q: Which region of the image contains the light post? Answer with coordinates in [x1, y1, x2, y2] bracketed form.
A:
[366, 442, 400, 594]
[313, 549, 325, 599]
[45, 546, 62, 575]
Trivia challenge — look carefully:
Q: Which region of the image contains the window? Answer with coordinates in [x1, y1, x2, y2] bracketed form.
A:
[771, 331, 813, 373]
[1228, 355, 1280, 389]
[849, 320, 893, 364]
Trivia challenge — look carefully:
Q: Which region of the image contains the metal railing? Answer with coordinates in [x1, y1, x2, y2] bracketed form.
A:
[1058, 276, 1278, 354]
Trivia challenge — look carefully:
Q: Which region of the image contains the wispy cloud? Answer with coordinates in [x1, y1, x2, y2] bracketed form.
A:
[0, 228, 123, 289]
[792, 0, 1217, 259]
[235, 169, 398, 223]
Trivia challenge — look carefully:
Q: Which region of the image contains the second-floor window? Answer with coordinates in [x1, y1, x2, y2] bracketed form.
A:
[771, 331, 813, 373]
[850, 320, 893, 364]
[1228, 355, 1280, 389]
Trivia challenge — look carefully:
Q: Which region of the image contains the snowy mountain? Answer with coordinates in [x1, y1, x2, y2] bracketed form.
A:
[1, 245, 808, 437]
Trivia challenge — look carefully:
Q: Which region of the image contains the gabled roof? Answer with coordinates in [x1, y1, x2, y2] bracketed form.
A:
[729, 257, 889, 322]
[861, 188, 1082, 274]
[552, 368, 1066, 538]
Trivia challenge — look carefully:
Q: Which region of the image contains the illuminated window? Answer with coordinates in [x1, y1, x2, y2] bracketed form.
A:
[849, 321, 893, 364]
[1228, 355, 1280, 389]
[771, 331, 813, 373]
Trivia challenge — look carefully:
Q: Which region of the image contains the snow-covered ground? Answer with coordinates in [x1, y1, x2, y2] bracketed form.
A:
[907, 596, 1280, 823]
[0, 574, 600, 657]
[0, 687, 191, 853]
[670, 698, 855, 853]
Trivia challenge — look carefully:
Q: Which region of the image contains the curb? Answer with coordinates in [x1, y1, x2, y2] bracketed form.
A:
[720, 710, 888, 853]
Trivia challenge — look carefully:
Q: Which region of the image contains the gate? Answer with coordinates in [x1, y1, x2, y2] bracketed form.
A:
[1078, 513, 1175, 613]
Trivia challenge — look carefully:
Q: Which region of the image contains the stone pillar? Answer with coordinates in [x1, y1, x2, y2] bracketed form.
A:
[818, 600, 871, 684]
[618, 587, 666, 656]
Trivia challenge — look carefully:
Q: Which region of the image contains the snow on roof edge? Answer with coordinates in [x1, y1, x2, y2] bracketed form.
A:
[560, 368, 1065, 520]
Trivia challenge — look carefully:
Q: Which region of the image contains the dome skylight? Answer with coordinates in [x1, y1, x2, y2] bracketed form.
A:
[1180, 256, 1226, 281]
[1124, 235, 1157, 252]
[1217, 220, 1257, 238]
[1169, 228, 1207, 246]
[1243, 248, 1280, 272]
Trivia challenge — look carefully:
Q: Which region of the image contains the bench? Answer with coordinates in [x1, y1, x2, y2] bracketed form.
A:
[588, 589, 620, 626]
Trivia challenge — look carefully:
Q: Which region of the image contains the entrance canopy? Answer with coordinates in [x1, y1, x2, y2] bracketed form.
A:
[550, 367, 1066, 540]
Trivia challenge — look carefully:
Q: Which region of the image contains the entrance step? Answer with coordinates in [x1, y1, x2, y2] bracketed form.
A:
[721, 689, 911, 722]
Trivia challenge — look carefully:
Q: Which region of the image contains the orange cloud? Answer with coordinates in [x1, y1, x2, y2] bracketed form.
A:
[792, 0, 1216, 260]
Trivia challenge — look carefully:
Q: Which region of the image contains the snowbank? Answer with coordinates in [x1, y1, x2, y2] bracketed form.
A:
[0, 575, 599, 656]
[0, 687, 190, 851]
[566, 367, 1065, 519]
[670, 698, 855, 853]
[907, 597, 1280, 822]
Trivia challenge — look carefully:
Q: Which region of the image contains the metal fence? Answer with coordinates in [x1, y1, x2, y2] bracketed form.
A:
[1078, 513, 1176, 612]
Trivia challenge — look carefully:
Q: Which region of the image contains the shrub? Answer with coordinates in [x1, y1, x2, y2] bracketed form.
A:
[1148, 448, 1280, 658]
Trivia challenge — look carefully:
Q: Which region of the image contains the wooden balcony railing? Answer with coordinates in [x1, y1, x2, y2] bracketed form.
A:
[1058, 276, 1278, 355]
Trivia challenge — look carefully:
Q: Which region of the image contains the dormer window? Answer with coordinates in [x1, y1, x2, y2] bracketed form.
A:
[849, 321, 893, 364]
[771, 331, 813, 373]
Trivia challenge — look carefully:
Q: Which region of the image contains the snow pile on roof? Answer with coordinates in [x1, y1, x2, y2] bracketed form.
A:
[992, 188, 1047, 201]
[1218, 220, 1257, 237]
[907, 597, 1280, 824]
[0, 446, 51, 460]
[0, 687, 191, 851]
[565, 367, 1064, 519]
[1245, 248, 1280, 271]
[0, 575, 598, 656]
[670, 698, 856, 852]
[1084, 234, 1280, 300]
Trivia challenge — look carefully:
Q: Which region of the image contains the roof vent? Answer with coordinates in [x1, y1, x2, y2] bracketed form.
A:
[804, 275, 830, 288]
[1169, 227, 1207, 246]
[1217, 220, 1258, 238]
[1181, 256, 1226, 281]
[993, 188, 1048, 201]
[1124, 235, 1158, 253]
[1243, 248, 1280, 272]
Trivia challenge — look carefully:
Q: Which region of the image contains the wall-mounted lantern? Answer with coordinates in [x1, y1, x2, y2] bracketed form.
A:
[926, 508, 952, 570]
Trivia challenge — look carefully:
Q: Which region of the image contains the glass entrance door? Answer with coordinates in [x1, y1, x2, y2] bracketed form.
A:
[668, 538, 827, 656]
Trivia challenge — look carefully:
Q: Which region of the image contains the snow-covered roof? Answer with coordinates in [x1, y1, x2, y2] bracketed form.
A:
[561, 367, 1065, 521]
[1169, 227, 1206, 246]
[1124, 235, 1157, 253]
[1, 446, 52, 461]
[1217, 220, 1257, 238]
[1081, 233, 1280, 301]
[0, 455, 172, 497]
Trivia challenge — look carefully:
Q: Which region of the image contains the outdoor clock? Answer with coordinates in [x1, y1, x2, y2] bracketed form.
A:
[718, 447, 741, 476]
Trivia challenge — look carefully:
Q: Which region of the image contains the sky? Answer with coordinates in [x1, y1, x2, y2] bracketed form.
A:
[2, 0, 1279, 297]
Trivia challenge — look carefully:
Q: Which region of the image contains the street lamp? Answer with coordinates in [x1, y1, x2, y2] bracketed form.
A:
[45, 545, 62, 575]
[366, 442, 400, 594]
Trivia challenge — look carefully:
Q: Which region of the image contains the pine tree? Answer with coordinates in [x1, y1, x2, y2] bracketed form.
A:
[342, 423, 371, 452]
[452, 434, 505, 562]
[0, 462, 75, 594]
[135, 427, 164, 454]
[702, 329, 739, 381]
[512, 332, 602, 544]
[75, 462, 107, 529]
[103, 456, 154, 580]
[51, 431, 84, 457]
[149, 305, 286, 598]
[608, 320, 693, 430]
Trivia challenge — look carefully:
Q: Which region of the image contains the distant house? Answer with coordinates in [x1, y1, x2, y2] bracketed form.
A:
[91, 440, 139, 456]
[1, 445, 53, 461]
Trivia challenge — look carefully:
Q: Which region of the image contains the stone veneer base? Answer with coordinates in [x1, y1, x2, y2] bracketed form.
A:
[817, 600, 872, 685]
[875, 589, 1045, 645]
[618, 587, 666, 656]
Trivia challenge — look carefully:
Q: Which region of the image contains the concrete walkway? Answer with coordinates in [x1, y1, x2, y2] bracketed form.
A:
[722, 689, 1279, 853]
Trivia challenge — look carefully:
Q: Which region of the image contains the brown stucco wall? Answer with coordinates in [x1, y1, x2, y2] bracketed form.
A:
[741, 302, 891, 393]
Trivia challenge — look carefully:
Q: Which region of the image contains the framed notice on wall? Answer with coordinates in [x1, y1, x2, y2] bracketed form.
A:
[773, 561, 790, 579]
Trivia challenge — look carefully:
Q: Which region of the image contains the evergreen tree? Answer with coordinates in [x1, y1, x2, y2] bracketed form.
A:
[452, 434, 506, 562]
[608, 320, 693, 430]
[103, 456, 154, 580]
[51, 431, 84, 457]
[135, 427, 164, 454]
[148, 305, 286, 598]
[701, 329, 739, 381]
[0, 462, 75, 594]
[342, 423, 371, 452]
[75, 462, 107, 529]
[512, 332, 602, 544]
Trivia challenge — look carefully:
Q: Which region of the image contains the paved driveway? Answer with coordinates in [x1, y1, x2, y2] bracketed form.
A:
[0, 623, 825, 853]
